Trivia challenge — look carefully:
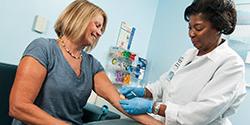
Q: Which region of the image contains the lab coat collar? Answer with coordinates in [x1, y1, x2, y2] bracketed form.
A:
[192, 40, 229, 63]
[206, 40, 229, 62]
[171, 40, 229, 76]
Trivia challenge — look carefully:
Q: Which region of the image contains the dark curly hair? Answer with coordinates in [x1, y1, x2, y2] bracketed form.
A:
[184, 0, 237, 35]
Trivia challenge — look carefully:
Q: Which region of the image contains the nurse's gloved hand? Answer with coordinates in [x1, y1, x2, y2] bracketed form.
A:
[119, 97, 153, 115]
[118, 87, 144, 99]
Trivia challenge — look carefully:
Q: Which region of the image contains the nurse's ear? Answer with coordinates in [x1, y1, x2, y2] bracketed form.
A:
[217, 31, 220, 35]
[218, 30, 223, 35]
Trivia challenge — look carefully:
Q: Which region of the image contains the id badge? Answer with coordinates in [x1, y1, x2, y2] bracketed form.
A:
[167, 71, 174, 81]
[167, 56, 184, 81]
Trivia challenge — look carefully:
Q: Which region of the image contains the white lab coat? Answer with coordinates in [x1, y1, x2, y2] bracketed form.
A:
[146, 41, 246, 125]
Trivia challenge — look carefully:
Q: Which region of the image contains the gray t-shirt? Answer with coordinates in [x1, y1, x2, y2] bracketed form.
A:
[12, 38, 104, 125]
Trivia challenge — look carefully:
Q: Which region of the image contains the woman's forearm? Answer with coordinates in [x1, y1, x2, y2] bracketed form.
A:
[131, 115, 164, 125]
[94, 72, 164, 125]
[108, 90, 163, 125]
[94, 81, 163, 124]
[96, 85, 163, 125]
[9, 103, 69, 125]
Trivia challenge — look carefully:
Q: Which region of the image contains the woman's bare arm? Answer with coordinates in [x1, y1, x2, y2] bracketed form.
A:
[9, 56, 69, 125]
[93, 71, 164, 125]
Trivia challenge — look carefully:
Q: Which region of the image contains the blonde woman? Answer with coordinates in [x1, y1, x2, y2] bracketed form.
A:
[9, 0, 163, 125]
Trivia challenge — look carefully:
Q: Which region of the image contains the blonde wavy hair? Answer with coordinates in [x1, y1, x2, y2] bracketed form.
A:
[54, 0, 107, 52]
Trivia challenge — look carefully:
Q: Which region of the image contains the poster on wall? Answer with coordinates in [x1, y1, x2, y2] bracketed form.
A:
[116, 22, 136, 50]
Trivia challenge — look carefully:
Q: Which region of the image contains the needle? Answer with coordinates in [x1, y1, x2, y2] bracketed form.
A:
[131, 91, 137, 97]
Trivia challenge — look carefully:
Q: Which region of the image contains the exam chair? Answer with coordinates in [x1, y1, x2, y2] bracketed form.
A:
[0, 62, 120, 124]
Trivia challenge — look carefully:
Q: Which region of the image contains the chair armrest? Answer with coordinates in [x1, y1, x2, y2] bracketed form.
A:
[82, 103, 121, 123]
[0, 62, 17, 124]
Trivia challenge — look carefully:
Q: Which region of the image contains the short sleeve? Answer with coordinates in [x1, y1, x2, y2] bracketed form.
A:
[92, 56, 104, 74]
[22, 38, 50, 69]
[85, 53, 104, 74]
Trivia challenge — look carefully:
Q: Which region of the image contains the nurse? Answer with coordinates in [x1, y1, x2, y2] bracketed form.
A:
[119, 0, 246, 124]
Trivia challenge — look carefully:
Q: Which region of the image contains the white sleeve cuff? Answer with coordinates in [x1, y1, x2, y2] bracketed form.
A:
[146, 85, 160, 102]
[165, 101, 179, 124]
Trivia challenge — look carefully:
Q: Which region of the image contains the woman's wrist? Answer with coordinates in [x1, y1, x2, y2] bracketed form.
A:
[152, 102, 167, 117]
[152, 102, 160, 114]
[144, 88, 153, 98]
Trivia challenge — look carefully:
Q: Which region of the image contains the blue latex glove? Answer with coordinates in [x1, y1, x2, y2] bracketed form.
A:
[119, 86, 144, 99]
[119, 97, 153, 115]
